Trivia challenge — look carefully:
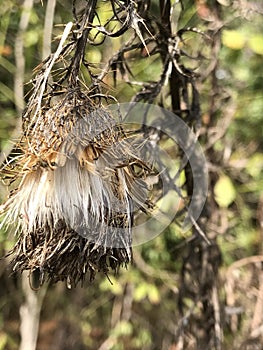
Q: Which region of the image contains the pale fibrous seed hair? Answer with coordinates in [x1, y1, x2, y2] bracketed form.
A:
[0, 0, 155, 287]
[1, 89, 152, 287]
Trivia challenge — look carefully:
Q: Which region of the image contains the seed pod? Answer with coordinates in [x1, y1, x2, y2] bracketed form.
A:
[1, 90, 152, 287]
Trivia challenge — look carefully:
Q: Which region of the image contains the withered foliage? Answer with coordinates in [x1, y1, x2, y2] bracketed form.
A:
[2, 0, 216, 320]
[1, 1, 160, 286]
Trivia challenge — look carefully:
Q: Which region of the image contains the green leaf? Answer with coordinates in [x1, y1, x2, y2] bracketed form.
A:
[239, 179, 263, 193]
[214, 175, 237, 208]
[0, 56, 15, 73]
[147, 284, 160, 304]
[0, 82, 14, 102]
[99, 276, 122, 295]
[0, 333, 7, 350]
[222, 30, 246, 50]
[245, 153, 263, 179]
[133, 283, 148, 302]
[24, 30, 41, 48]
[111, 321, 133, 337]
[248, 34, 263, 55]
[132, 329, 152, 348]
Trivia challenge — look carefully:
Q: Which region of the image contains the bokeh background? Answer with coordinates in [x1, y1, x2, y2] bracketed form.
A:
[0, 1, 262, 349]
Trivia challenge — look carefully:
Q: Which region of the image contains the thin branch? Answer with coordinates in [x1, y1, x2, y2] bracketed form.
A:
[227, 255, 263, 276]
[14, 0, 34, 114]
[0, 0, 34, 164]
[212, 285, 223, 349]
[68, 0, 98, 85]
[42, 0, 56, 59]
[24, 21, 73, 130]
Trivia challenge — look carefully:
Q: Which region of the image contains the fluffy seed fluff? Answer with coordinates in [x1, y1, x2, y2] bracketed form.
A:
[1, 90, 151, 287]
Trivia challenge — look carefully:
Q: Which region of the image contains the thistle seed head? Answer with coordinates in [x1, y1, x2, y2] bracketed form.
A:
[1, 91, 152, 286]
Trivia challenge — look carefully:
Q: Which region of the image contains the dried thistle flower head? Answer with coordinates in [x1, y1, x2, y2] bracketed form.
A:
[1, 90, 152, 287]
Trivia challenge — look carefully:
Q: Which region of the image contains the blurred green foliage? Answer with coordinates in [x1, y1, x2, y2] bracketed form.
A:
[0, 1, 262, 349]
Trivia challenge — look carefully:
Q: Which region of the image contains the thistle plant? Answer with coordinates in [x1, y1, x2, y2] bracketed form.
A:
[0, 1, 154, 287]
[1, 0, 209, 289]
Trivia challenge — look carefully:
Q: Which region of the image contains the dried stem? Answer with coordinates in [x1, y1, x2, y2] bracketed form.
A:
[68, 0, 98, 86]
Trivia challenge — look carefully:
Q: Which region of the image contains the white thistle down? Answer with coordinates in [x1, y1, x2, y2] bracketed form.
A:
[0, 91, 151, 285]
